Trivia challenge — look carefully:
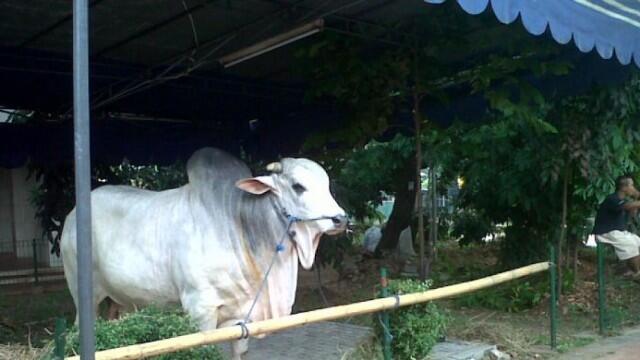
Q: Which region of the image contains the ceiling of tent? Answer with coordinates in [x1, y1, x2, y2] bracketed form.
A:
[0, 0, 533, 111]
[0, 0, 636, 166]
[1, 0, 439, 84]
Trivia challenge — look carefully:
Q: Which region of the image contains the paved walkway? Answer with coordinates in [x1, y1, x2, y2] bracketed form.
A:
[218, 322, 640, 360]
[218, 321, 372, 359]
[555, 326, 640, 360]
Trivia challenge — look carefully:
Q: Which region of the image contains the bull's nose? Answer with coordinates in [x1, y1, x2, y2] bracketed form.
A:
[331, 215, 348, 228]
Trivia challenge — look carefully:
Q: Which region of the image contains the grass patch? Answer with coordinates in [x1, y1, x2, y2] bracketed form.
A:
[0, 343, 52, 360]
[0, 288, 75, 347]
[342, 339, 383, 360]
[556, 336, 596, 354]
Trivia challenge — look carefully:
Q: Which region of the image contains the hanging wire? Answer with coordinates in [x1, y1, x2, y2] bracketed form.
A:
[181, 0, 200, 48]
[87, 33, 236, 112]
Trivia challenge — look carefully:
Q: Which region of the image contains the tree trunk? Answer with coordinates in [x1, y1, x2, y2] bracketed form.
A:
[414, 92, 426, 280]
[571, 233, 579, 280]
[426, 162, 437, 278]
[377, 159, 416, 253]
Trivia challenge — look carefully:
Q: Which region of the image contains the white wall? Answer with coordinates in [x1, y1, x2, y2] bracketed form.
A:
[0, 166, 61, 267]
[10, 167, 41, 258]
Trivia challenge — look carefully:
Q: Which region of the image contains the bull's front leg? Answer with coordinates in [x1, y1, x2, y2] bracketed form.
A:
[180, 289, 221, 332]
[219, 320, 249, 360]
[180, 290, 249, 359]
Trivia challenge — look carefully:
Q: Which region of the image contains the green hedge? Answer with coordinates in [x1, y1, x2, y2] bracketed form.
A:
[65, 307, 222, 360]
[376, 279, 449, 359]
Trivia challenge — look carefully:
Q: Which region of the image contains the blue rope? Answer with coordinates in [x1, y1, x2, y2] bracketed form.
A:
[236, 211, 337, 338]
[241, 216, 297, 326]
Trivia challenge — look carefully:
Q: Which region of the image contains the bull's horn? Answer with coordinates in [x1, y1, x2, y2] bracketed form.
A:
[266, 162, 282, 173]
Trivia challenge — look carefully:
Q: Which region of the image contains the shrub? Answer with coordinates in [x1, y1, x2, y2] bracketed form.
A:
[65, 306, 223, 360]
[451, 209, 494, 247]
[455, 270, 573, 313]
[376, 279, 449, 359]
[455, 274, 549, 312]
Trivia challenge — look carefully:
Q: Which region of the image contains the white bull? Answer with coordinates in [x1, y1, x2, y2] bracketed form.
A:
[60, 147, 347, 359]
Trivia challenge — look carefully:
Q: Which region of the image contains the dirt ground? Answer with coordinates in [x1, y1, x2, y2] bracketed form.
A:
[2, 242, 640, 359]
[294, 243, 640, 359]
[554, 325, 640, 359]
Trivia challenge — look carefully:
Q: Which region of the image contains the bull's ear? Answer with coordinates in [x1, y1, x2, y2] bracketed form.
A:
[235, 176, 278, 195]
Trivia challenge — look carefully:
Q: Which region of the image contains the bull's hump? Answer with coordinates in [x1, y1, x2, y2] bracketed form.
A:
[187, 148, 251, 189]
[92, 185, 153, 197]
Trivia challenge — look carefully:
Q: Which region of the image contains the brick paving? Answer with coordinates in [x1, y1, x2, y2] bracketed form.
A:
[218, 321, 372, 360]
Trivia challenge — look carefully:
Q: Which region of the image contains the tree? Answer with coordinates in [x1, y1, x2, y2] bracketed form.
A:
[296, 8, 574, 278]
[542, 76, 640, 291]
[450, 73, 640, 288]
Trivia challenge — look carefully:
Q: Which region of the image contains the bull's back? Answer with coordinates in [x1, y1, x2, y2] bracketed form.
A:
[64, 185, 191, 305]
[61, 185, 153, 254]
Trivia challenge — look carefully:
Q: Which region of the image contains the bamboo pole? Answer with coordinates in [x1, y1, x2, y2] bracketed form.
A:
[67, 262, 550, 360]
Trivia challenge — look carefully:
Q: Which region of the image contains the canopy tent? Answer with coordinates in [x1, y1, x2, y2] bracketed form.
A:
[0, 46, 632, 169]
[426, 0, 640, 68]
[2, 1, 638, 357]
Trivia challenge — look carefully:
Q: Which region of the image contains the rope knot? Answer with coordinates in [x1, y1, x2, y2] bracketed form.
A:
[236, 321, 250, 339]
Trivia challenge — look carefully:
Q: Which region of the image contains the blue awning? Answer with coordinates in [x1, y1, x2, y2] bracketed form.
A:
[426, 0, 640, 67]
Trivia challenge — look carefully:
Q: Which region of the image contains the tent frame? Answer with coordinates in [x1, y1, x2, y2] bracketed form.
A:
[73, 0, 95, 358]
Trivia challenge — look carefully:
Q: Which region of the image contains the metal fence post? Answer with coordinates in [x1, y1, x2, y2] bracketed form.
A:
[380, 267, 392, 360]
[54, 317, 67, 359]
[549, 243, 557, 350]
[32, 238, 39, 284]
[597, 241, 607, 335]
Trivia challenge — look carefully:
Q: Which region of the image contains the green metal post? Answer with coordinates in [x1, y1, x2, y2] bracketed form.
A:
[597, 241, 607, 335]
[54, 317, 66, 359]
[549, 243, 557, 350]
[380, 267, 392, 360]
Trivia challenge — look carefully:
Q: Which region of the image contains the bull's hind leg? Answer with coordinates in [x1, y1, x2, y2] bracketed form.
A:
[67, 278, 108, 325]
[62, 264, 80, 326]
[105, 297, 123, 320]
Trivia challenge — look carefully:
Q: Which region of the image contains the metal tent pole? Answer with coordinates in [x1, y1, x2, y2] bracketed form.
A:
[73, 0, 95, 358]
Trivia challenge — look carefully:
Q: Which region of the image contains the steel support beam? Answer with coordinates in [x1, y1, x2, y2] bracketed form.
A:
[153, 0, 307, 66]
[20, 0, 106, 48]
[73, 0, 95, 358]
[94, 0, 216, 57]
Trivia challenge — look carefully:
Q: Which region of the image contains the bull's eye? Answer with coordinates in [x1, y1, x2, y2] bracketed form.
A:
[292, 183, 307, 194]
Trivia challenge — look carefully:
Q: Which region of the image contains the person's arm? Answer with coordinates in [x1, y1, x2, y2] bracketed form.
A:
[622, 201, 640, 211]
[630, 186, 640, 199]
